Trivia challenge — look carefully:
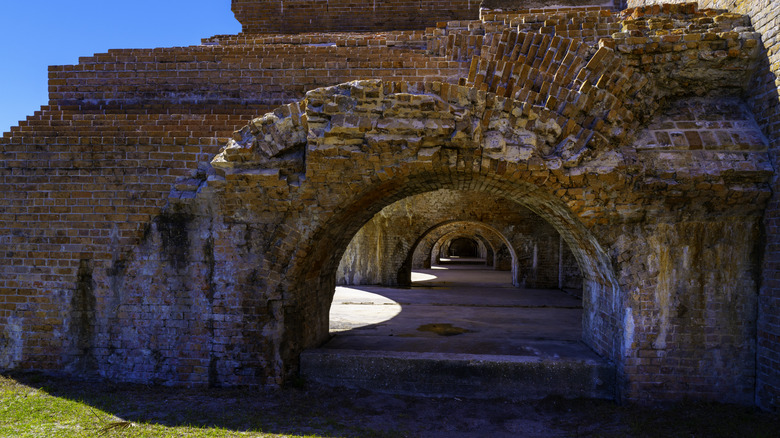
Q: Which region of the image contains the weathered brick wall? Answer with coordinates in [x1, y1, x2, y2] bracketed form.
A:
[605, 219, 764, 403]
[0, 30, 467, 375]
[635, 98, 768, 151]
[1, 2, 776, 406]
[0, 107, 257, 373]
[49, 35, 467, 110]
[625, 0, 780, 410]
[232, 0, 481, 33]
[560, 241, 583, 292]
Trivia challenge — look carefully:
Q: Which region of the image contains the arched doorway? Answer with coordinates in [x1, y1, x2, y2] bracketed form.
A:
[277, 172, 621, 385]
[222, 80, 624, 394]
[274, 170, 614, 396]
[327, 192, 586, 359]
[283, 172, 618, 398]
[445, 236, 480, 258]
[405, 219, 520, 286]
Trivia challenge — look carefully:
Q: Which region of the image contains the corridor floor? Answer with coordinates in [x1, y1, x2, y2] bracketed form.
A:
[326, 264, 601, 361]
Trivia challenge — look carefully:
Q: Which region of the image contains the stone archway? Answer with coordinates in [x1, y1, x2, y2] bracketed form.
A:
[336, 188, 558, 288]
[204, 69, 770, 401]
[405, 220, 518, 284]
[88, 66, 766, 401]
[0, 2, 773, 405]
[266, 174, 623, 381]
[446, 236, 480, 258]
[207, 79, 633, 384]
[433, 232, 489, 263]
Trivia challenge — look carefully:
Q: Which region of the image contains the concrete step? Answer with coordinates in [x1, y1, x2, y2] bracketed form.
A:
[300, 349, 616, 400]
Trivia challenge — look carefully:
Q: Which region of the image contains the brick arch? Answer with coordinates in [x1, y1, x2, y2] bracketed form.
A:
[443, 236, 479, 256]
[434, 231, 511, 270]
[206, 48, 772, 391]
[263, 169, 621, 379]
[421, 223, 510, 273]
[405, 220, 517, 283]
[444, 236, 484, 258]
[434, 232, 489, 261]
[336, 188, 559, 287]
[209, 43, 780, 386]
[160, 3, 772, 403]
[210, 79, 631, 380]
[424, 226, 503, 267]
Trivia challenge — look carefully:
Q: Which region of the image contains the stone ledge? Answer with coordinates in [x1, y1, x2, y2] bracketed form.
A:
[301, 348, 616, 400]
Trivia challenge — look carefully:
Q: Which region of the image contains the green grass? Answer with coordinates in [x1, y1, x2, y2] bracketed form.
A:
[1, 378, 94, 437]
[0, 374, 342, 438]
[1, 372, 778, 438]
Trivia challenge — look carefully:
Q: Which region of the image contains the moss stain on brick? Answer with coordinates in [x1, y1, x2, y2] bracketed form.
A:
[70, 259, 96, 372]
[156, 212, 194, 271]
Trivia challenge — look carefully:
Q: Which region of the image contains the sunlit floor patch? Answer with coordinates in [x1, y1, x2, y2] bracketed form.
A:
[411, 271, 438, 281]
[329, 287, 402, 331]
[327, 267, 586, 357]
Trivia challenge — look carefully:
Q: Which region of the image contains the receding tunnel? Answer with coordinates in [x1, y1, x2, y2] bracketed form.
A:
[447, 236, 479, 258]
[424, 227, 509, 278]
[336, 189, 584, 289]
[328, 188, 586, 358]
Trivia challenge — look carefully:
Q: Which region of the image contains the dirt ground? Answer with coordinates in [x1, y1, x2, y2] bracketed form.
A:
[5, 371, 779, 438]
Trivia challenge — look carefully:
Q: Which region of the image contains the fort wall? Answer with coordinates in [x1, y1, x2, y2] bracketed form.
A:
[232, 0, 481, 33]
[625, 0, 780, 410]
[0, 31, 464, 375]
[0, 1, 778, 408]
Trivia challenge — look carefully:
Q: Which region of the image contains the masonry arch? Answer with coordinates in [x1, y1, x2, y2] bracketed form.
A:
[447, 236, 479, 257]
[336, 189, 548, 287]
[433, 233, 488, 262]
[442, 236, 480, 258]
[271, 168, 622, 380]
[404, 220, 518, 285]
[213, 80, 627, 381]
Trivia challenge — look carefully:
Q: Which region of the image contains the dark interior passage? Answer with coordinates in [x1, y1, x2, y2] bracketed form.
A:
[448, 237, 479, 258]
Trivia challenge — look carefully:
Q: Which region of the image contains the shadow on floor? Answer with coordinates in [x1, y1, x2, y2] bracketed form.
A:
[328, 266, 591, 359]
[4, 370, 778, 438]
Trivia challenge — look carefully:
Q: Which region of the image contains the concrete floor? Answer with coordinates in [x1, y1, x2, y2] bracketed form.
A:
[326, 264, 601, 361]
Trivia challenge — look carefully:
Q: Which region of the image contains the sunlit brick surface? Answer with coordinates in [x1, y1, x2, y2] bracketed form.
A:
[1, 1, 778, 407]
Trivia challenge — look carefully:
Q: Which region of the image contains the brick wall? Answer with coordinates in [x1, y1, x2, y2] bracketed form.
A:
[0, 106, 258, 372]
[49, 35, 467, 110]
[0, 30, 467, 375]
[625, 0, 780, 412]
[232, 0, 481, 33]
[560, 238, 583, 293]
[1, 1, 776, 405]
[480, 0, 624, 9]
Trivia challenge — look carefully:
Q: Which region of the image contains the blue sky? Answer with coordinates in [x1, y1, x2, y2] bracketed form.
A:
[0, 1, 241, 133]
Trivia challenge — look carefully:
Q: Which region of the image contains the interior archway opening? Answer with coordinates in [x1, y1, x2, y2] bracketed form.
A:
[285, 171, 622, 386]
[444, 236, 481, 259]
[406, 221, 518, 288]
[328, 188, 587, 359]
